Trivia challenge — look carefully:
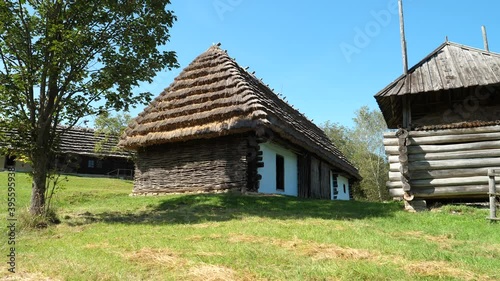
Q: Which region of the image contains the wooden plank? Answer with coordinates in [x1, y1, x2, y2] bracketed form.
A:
[438, 45, 462, 89]
[420, 61, 435, 93]
[409, 65, 421, 94]
[320, 162, 331, 200]
[488, 169, 500, 177]
[411, 176, 498, 188]
[488, 172, 497, 220]
[410, 158, 500, 171]
[389, 185, 490, 199]
[427, 55, 445, 92]
[408, 149, 500, 162]
[411, 168, 495, 180]
[388, 176, 499, 188]
[447, 45, 477, 87]
[408, 132, 500, 145]
[297, 154, 310, 198]
[408, 140, 500, 154]
[482, 53, 500, 82]
[408, 125, 500, 137]
[310, 156, 321, 199]
[466, 50, 491, 85]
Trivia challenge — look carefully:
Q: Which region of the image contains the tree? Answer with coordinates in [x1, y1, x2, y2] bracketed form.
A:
[322, 106, 390, 201]
[351, 106, 390, 201]
[0, 0, 178, 216]
[93, 111, 132, 155]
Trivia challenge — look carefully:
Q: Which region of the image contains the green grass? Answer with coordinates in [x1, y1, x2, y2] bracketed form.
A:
[1, 172, 499, 280]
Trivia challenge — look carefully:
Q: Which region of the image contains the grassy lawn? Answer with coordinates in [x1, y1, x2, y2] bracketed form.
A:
[1, 172, 499, 280]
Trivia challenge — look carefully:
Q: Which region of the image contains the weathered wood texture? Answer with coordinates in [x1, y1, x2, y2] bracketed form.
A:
[320, 161, 331, 199]
[133, 135, 248, 194]
[310, 156, 321, 198]
[488, 169, 499, 220]
[297, 154, 310, 198]
[246, 134, 261, 193]
[385, 125, 500, 200]
[375, 41, 500, 129]
[297, 153, 332, 200]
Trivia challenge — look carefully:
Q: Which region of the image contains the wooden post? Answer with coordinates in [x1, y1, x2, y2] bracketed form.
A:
[482, 26, 490, 52]
[487, 169, 499, 221]
[398, 0, 409, 75]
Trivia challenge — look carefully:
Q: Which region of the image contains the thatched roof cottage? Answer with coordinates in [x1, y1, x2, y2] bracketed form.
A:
[376, 41, 500, 208]
[119, 45, 360, 199]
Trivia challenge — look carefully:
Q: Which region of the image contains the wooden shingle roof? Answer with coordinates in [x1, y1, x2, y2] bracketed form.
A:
[375, 41, 500, 128]
[119, 45, 359, 178]
[0, 127, 131, 159]
[58, 127, 131, 158]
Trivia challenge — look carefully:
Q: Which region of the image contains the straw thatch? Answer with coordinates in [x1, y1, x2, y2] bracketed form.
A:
[120, 45, 359, 177]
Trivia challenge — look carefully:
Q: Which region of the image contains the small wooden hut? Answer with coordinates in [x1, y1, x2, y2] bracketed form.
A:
[375, 41, 500, 207]
[119, 45, 360, 198]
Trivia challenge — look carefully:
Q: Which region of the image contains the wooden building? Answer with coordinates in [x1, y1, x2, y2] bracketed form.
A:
[119, 45, 360, 199]
[2, 127, 134, 177]
[375, 41, 500, 206]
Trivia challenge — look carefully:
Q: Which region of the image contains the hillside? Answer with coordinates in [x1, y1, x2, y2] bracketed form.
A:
[1, 172, 499, 280]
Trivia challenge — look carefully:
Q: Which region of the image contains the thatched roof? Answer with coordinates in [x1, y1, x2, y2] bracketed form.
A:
[1, 127, 130, 159]
[375, 41, 500, 128]
[58, 127, 131, 158]
[119, 45, 359, 178]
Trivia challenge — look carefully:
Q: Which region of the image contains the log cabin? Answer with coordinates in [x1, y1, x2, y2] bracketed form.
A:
[119, 45, 361, 199]
[375, 41, 500, 209]
[2, 127, 134, 177]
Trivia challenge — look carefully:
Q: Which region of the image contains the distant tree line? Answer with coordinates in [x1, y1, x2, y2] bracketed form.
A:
[322, 106, 391, 201]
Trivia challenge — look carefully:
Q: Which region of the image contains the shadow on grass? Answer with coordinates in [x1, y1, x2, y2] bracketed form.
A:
[68, 193, 402, 226]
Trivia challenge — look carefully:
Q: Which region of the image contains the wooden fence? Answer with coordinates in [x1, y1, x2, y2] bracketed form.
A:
[488, 169, 500, 222]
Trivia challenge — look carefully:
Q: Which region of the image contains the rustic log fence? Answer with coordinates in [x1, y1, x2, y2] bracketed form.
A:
[488, 169, 500, 222]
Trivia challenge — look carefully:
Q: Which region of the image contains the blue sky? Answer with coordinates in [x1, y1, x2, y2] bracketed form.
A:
[117, 0, 500, 128]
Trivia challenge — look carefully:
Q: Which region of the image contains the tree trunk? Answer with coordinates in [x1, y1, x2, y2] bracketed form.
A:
[29, 120, 52, 216]
[30, 150, 49, 215]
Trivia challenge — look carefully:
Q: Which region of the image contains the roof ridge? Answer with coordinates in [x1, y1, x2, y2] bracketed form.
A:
[375, 41, 500, 97]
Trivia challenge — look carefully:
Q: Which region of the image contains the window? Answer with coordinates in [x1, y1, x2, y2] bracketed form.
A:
[4, 155, 16, 168]
[96, 160, 103, 169]
[88, 159, 95, 168]
[332, 173, 338, 199]
[276, 154, 285, 191]
[343, 184, 346, 194]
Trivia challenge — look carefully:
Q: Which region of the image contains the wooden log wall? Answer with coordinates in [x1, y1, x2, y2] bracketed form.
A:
[246, 134, 262, 193]
[134, 135, 248, 194]
[384, 125, 500, 199]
